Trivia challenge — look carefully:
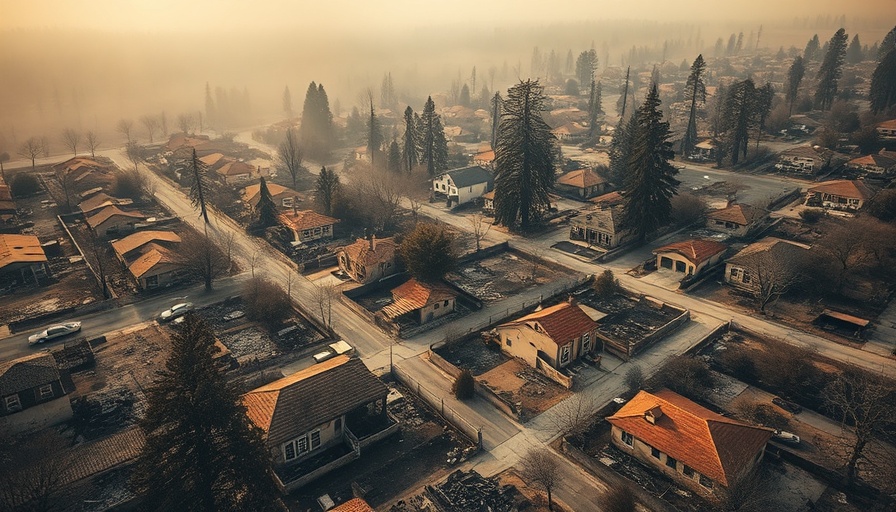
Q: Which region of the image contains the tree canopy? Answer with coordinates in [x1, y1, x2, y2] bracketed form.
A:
[870, 48, 896, 114]
[399, 223, 457, 282]
[299, 82, 335, 159]
[815, 29, 849, 111]
[679, 54, 706, 157]
[418, 96, 449, 176]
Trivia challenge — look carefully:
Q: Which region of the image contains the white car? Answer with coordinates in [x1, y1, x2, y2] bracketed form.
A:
[159, 302, 194, 322]
[28, 322, 81, 345]
[773, 429, 801, 444]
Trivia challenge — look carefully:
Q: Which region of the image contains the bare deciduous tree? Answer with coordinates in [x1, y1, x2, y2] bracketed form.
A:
[85, 130, 100, 157]
[61, 128, 81, 156]
[739, 248, 804, 313]
[314, 283, 337, 330]
[18, 137, 44, 170]
[0, 429, 75, 512]
[277, 128, 304, 191]
[117, 118, 134, 143]
[140, 115, 160, 143]
[468, 213, 492, 252]
[624, 364, 644, 392]
[178, 233, 229, 291]
[545, 393, 597, 441]
[177, 113, 195, 134]
[519, 449, 560, 510]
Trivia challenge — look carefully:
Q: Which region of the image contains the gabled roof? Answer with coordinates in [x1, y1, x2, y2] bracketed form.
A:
[608, 389, 773, 487]
[279, 210, 339, 232]
[877, 119, 896, 130]
[438, 166, 493, 188]
[727, 237, 810, 266]
[0, 234, 47, 270]
[128, 245, 180, 279]
[589, 191, 624, 207]
[653, 239, 727, 266]
[501, 301, 597, 346]
[243, 356, 387, 447]
[0, 352, 60, 396]
[52, 157, 110, 175]
[241, 182, 299, 203]
[339, 237, 398, 267]
[557, 168, 606, 189]
[574, 205, 624, 232]
[78, 193, 133, 214]
[199, 152, 226, 168]
[381, 278, 457, 319]
[847, 153, 896, 168]
[216, 160, 255, 177]
[331, 498, 374, 512]
[85, 205, 143, 229]
[58, 426, 145, 486]
[706, 203, 766, 226]
[111, 230, 181, 260]
[807, 180, 875, 200]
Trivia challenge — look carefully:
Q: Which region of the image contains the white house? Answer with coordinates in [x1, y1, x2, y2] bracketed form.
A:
[432, 166, 494, 207]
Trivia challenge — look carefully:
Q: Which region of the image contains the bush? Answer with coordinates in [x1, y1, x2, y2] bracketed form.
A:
[624, 365, 643, 393]
[654, 356, 715, 401]
[452, 370, 475, 400]
[799, 208, 824, 223]
[670, 192, 707, 226]
[736, 401, 790, 430]
[10, 173, 40, 198]
[564, 79, 580, 96]
[717, 346, 757, 382]
[592, 270, 620, 298]
[113, 169, 144, 200]
[242, 277, 293, 330]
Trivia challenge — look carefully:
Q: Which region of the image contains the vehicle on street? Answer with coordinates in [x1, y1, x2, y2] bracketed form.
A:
[159, 302, 194, 322]
[772, 397, 803, 414]
[773, 429, 801, 444]
[28, 322, 82, 345]
[223, 310, 245, 322]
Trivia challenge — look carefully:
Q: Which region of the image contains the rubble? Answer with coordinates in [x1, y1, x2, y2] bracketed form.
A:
[425, 470, 524, 512]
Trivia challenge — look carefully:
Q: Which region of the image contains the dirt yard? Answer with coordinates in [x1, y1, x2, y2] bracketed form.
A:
[446, 249, 577, 303]
[477, 359, 571, 420]
[434, 337, 509, 376]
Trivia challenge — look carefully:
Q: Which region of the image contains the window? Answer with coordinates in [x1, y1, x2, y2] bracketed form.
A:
[444, 300, 449, 306]
[699, 474, 713, 489]
[297, 435, 309, 454]
[505, 338, 512, 347]
[683, 465, 695, 478]
[146, 275, 159, 288]
[4, 394, 21, 411]
[310, 430, 321, 450]
[742, 271, 751, 284]
[582, 332, 591, 353]
[38, 384, 53, 399]
[666, 456, 677, 469]
[730, 267, 739, 278]
[284, 442, 296, 460]
[559, 345, 570, 365]
[434, 303, 439, 310]
[651, 446, 661, 459]
[621, 431, 633, 447]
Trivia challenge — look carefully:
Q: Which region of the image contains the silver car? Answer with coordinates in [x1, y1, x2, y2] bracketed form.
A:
[28, 322, 82, 345]
[159, 302, 194, 322]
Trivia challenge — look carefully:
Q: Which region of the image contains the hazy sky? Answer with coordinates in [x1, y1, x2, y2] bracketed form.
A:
[2, 0, 892, 32]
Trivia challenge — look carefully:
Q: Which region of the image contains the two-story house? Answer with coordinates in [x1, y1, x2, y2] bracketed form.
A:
[804, 180, 875, 211]
[1, 352, 74, 434]
[705, 203, 768, 238]
[432, 166, 494, 207]
[337, 236, 400, 284]
[241, 182, 303, 210]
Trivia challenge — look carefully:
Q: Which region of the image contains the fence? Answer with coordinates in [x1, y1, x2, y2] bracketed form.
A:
[428, 348, 520, 420]
[391, 365, 483, 450]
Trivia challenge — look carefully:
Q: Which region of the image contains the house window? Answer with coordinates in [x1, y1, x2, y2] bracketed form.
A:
[4, 394, 21, 411]
[683, 465, 695, 478]
[38, 384, 53, 399]
[302, 230, 311, 238]
[434, 303, 439, 310]
[621, 431, 633, 447]
[284, 442, 296, 461]
[310, 430, 321, 450]
[559, 345, 570, 365]
[282, 197, 294, 207]
[323, 226, 331, 234]
[742, 271, 751, 284]
[146, 275, 159, 288]
[505, 338, 512, 347]
[699, 474, 713, 489]
[444, 300, 449, 306]
[297, 435, 309, 454]
[651, 446, 661, 459]
[666, 456, 677, 469]
[314, 227, 322, 234]
[582, 332, 591, 353]
[730, 267, 739, 278]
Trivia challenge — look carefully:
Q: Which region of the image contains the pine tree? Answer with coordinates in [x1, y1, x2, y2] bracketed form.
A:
[754, 83, 774, 149]
[188, 148, 210, 224]
[721, 79, 757, 165]
[490, 93, 502, 150]
[419, 96, 448, 176]
[575, 50, 597, 94]
[388, 139, 401, 173]
[846, 34, 863, 63]
[618, 66, 631, 118]
[680, 54, 707, 157]
[587, 75, 601, 142]
[786, 56, 805, 114]
[367, 95, 383, 169]
[316, 166, 340, 216]
[609, 114, 636, 186]
[619, 84, 680, 242]
[255, 177, 279, 228]
[804, 34, 821, 60]
[870, 49, 896, 113]
[402, 106, 419, 173]
[493, 80, 555, 230]
[282, 85, 293, 119]
[815, 29, 849, 111]
[299, 82, 334, 160]
[880, 26, 896, 60]
[131, 314, 279, 511]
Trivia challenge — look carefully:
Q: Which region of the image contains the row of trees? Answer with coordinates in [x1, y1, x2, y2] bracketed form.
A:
[367, 96, 449, 176]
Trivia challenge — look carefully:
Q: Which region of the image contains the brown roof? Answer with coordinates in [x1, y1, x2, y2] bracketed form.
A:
[807, 180, 875, 200]
[607, 389, 773, 487]
[241, 182, 299, 204]
[331, 498, 374, 512]
[589, 191, 624, 207]
[111, 230, 181, 260]
[653, 239, 727, 266]
[243, 356, 387, 447]
[52, 157, 110, 175]
[847, 154, 896, 169]
[706, 203, 766, 226]
[78, 193, 132, 214]
[85, 205, 144, 229]
[820, 309, 870, 328]
[727, 237, 810, 266]
[474, 149, 495, 163]
[0, 234, 47, 270]
[504, 301, 598, 346]
[0, 352, 60, 396]
[877, 119, 896, 130]
[557, 168, 605, 189]
[279, 210, 338, 232]
[199, 152, 226, 167]
[216, 160, 255, 177]
[58, 426, 145, 486]
[128, 245, 179, 279]
[340, 237, 398, 267]
[381, 278, 457, 319]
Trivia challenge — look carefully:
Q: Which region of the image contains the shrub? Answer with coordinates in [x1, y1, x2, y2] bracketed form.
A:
[670, 192, 707, 226]
[242, 277, 293, 330]
[10, 173, 40, 198]
[113, 169, 144, 200]
[736, 401, 790, 430]
[452, 370, 475, 400]
[592, 270, 620, 298]
[799, 208, 824, 223]
[654, 356, 716, 401]
[624, 365, 643, 393]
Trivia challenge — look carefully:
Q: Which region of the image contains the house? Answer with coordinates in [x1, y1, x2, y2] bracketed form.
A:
[473, 148, 495, 168]
[52, 157, 116, 191]
[550, 122, 589, 141]
[198, 152, 226, 170]
[705, 203, 768, 237]
[569, 205, 631, 249]
[337, 235, 400, 284]
[331, 498, 374, 512]
[653, 239, 727, 276]
[804, 180, 875, 211]
[241, 182, 303, 210]
[725, 237, 810, 294]
[482, 190, 495, 213]
[555, 168, 609, 200]
[589, 190, 625, 208]
[845, 153, 896, 176]
[381, 278, 457, 325]
[215, 160, 257, 185]
[875, 119, 896, 139]
[164, 132, 210, 152]
[0, 352, 74, 434]
[85, 205, 144, 238]
[0, 179, 16, 222]
[128, 245, 184, 290]
[242, 355, 391, 492]
[78, 192, 133, 215]
[0, 234, 50, 286]
[690, 140, 716, 161]
[774, 146, 831, 174]
[111, 230, 182, 266]
[432, 166, 494, 207]
[495, 300, 600, 372]
[608, 389, 773, 500]
[279, 210, 338, 245]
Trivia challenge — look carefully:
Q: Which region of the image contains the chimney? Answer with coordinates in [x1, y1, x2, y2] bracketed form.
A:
[567, 294, 577, 306]
[370, 234, 376, 251]
[644, 406, 663, 424]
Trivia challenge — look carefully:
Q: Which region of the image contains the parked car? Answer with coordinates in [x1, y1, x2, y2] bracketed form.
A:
[159, 302, 194, 322]
[313, 350, 335, 363]
[772, 397, 803, 414]
[28, 322, 81, 345]
[773, 429, 801, 444]
[223, 310, 245, 322]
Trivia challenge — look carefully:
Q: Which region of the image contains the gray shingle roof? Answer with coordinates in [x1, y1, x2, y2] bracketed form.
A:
[441, 166, 493, 188]
[0, 352, 60, 396]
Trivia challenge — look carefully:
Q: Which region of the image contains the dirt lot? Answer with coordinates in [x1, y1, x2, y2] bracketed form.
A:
[477, 358, 572, 420]
[446, 249, 577, 303]
[434, 337, 509, 376]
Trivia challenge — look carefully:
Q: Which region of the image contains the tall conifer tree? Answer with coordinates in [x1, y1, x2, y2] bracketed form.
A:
[402, 106, 419, 172]
[419, 96, 448, 176]
[679, 54, 706, 157]
[815, 29, 849, 110]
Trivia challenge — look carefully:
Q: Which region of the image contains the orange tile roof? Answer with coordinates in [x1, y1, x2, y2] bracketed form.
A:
[381, 278, 457, 319]
[78, 193, 132, 214]
[216, 160, 255, 177]
[85, 205, 144, 229]
[111, 230, 181, 260]
[607, 389, 773, 487]
[128, 245, 179, 279]
[653, 239, 727, 266]
[877, 119, 896, 130]
[241, 182, 299, 204]
[0, 234, 47, 269]
[589, 191, 624, 207]
[557, 168, 606, 189]
[504, 301, 597, 346]
[199, 152, 226, 167]
[847, 154, 896, 168]
[340, 237, 398, 267]
[242, 356, 387, 447]
[706, 203, 766, 226]
[807, 180, 875, 200]
[279, 210, 338, 232]
[331, 498, 374, 512]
